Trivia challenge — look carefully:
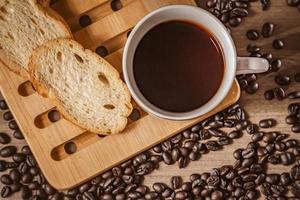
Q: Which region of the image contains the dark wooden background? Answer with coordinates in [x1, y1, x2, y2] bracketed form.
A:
[1, 0, 300, 199]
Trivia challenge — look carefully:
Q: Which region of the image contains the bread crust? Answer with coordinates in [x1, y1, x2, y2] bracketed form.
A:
[28, 39, 132, 135]
[0, 0, 72, 78]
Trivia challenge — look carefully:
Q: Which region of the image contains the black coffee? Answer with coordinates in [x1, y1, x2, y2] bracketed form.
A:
[133, 20, 224, 112]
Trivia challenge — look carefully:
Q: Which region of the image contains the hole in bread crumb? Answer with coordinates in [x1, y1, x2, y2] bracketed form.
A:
[40, 29, 45, 35]
[7, 32, 14, 40]
[56, 51, 62, 62]
[0, 16, 5, 21]
[30, 17, 37, 25]
[49, 68, 53, 74]
[74, 53, 84, 63]
[103, 104, 115, 110]
[98, 72, 109, 85]
[0, 6, 7, 14]
[69, 44, 73, 48]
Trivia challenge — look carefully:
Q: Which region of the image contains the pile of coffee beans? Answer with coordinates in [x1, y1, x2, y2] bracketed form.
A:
[205, 0, 252, 29]
[286, 103, 300, 133]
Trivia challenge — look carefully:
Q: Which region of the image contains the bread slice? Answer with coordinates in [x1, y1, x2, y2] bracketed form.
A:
[0, 0, 71, 77]
[38, 0, 50, 7]
[28, 39, 133, 134]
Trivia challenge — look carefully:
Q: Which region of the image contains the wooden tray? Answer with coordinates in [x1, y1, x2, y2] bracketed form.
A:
[0, 0, 240, 190]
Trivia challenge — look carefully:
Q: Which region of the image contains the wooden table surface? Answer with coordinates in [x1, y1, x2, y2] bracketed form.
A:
[1, 0, 299, 199]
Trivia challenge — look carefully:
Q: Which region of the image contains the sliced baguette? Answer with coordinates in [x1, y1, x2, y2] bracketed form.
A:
[0, 0, 71, 77]
[28, 39, 133, 134]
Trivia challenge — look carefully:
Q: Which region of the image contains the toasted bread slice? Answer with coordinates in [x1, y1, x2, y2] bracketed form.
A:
[28, 39, 133, 134]
[0, 0, 71, 77]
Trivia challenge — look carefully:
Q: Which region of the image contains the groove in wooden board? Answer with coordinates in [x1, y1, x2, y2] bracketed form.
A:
[62, 0, 136, 32]
[105, 48, 123, 72]
[51, 0, 108, 19]
[74, 0, 146, 50]
[18, 80, 36, 97]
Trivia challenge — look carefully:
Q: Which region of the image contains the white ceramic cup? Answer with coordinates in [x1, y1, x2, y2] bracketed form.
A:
[123, 5, 269, 120]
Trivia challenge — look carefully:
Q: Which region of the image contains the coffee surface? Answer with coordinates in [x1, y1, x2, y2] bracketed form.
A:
[133, 20, 224, 112]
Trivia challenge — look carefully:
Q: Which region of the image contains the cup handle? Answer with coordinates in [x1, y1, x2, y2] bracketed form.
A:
[236, 57, 269, 75]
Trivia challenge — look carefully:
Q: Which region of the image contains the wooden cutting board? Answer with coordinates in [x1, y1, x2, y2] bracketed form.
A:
[0, 0, 240, 190]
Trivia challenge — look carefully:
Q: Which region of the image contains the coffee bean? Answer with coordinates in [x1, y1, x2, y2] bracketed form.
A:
[211, 190, 223, 200]
[246, 124, 257, 135]
[162, 152, 172, 165]
[8, 120, 18, 130]
[280, 172, 292, 186]
[286, 115, 298, 124]
[285, 139, 298, 148]
[0, 145, 17, 157]
[175, 191, 188, 199]
[178, 157, 189, 168]
[79, 15, 91, 27]
[21, 173, 33, 183]
[9, 168, 21, 182]
[292, 123, 300, 133]
[273, 39, 284, 49]
[247, 44, 260, 53]
[270, 59, 282, 71]
[1, 174, 13, 185]
[28, 181, 40, 190]
[0, 132, 10, 144]
[247, 30, 260, 40]
[206, 140, 221, 151]
[288, 91, 300, 99]
[12, 153, 26, 163]
[261, 0, 270, 10]
[259, 119, 276, 128]
[170, 134, 183, 144]
[246, 81, 259, 94]
[21, 145, 31, 155]
[229, 17, 242, 27]
[3, 111, 13, 121]
[51, 192, 64, 200]
[261, 22, 275, 38]
[266, 174, 280, 184]
[13, 130, 24, 140]
[232, 8, 248, 17]
[274, 87, 286, 100]
[206, 0, 217, 8]
[152, 182, 166, 193]
[275, 75, 291, 86]
[0, 99, 8, 110]
[208, 128, 225, 137]
[10, 182, 21, 192]
[1, 186, 12, 198]
[242, 148, 255, 159]
[287, 0, 300, 6]
[280, 152, 294, 165]
[21, 185, 31, 199]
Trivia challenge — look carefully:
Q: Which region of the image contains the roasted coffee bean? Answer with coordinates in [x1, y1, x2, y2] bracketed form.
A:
[270, 59, 282, 71]
[208, 129, 225, 137]
[8, 120, 18, 130]
[229, 17, 242, 27]
[12, 153, 26, 163]
[26, 154, 37, 166]
[0, 100, 8, 110]
[233, 148, 243, 160]
[21, 173, 33, 183]
[262, 53, 273, 62]
[1, 186, 12, 198]
[292, 123, 300, 133]
[206, 140, 221, 151]
[250, 52, 262, 57]
[288, 103, 300, 115]
[246, 124, 257, 134]
[153, 182, 166, 193]
[51, 192, 64, 200]
[21, 145, 31, 155]
[1, 174, 13, 185]
[286, 115, 298, 124]
[261, 0, 270, 10]
[259, 119, 276, 128]
[79, 15, 91, 27]
[36, 173, 45, 185]
[251, 132, 264, 142]
[245, 81, 259, 94]
[275, 87, 286, 100]
[207, 175, 220, 187]
[220, 12, 230, 23]
[21, 185, 31, 199]
[191, 124, 201, 132]
[273, 39, 284, 49]
[178, 157, 189, 168]
[209, 120, 223, 129]
[218, 136, 231, 145]
[0, 160, 6, 171]
[18, 162, 29, 174]
[232, 8, 248, 17]
[13, 130, 24, 140]
[275, 75, 291, 86]
[175, 191, 188, 199]
[242, 148, 255, 159]
[228, 130, 242, 139]
[44, 183, 56, 195]
[280, 152, 294, 165]
[0, 145, 17, 157]
[0, 132, 10, 144]
[247, 44, 260, 53]
[211, 190, 223, 200]
[10, 182, 21, 192]
[262, 22, 275, 37]
[285, 139, 298, 147]
[280, 172, 291, 186]
[255, 174, 266, 185]
[266, 174, 280, 184]
[271, 185, 285, 195]
[291, 180, 300, 196]
[290, 165, 300, 180]
[9, 168, 21, 182]
[162, 152, 172, 165]
[287, 0, 300, 6]
[288, 91, 300, 99]
[3, 111, 13, 121]
[28, 181, 40, 190]
[246, 30, 259, 40]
